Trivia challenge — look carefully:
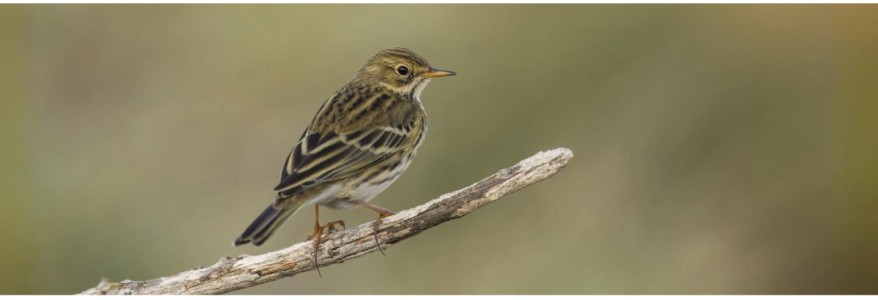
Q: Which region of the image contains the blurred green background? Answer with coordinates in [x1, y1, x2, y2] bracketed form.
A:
[1, 4, 876, 295]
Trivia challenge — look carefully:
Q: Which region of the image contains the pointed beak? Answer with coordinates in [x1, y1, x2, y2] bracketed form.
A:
[423, 68, 456, 78]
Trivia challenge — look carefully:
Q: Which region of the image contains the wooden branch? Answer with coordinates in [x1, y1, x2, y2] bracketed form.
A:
[79, 148, 574, 295]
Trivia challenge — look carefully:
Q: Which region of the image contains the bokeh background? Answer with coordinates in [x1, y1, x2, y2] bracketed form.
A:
[1, 4, 876, 294]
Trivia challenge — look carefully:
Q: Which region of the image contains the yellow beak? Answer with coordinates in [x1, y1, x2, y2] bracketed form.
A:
[423, 68, 456, 78]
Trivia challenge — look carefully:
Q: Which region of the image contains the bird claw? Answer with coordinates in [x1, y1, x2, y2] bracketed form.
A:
[371, 212, 393, 256]
[325, 220, 346, 234]
[307, 220, 345, 240]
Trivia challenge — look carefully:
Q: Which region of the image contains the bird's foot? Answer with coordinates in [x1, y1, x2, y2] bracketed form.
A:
[308, 220, 346, 240]
[308, 219, 345, 278]
[370, 210, 394, 256]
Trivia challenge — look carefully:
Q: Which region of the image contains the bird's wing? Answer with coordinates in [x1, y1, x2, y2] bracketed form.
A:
[273, 94, 420, 197]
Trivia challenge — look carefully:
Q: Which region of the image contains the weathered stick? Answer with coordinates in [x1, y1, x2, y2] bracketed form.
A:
[80, 147, 574, 295]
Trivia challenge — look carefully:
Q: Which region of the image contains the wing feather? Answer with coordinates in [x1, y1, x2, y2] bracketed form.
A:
[274, 118, 417, 196]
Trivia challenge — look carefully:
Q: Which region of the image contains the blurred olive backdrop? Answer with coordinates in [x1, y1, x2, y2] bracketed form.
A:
[1, 4, 876, 295]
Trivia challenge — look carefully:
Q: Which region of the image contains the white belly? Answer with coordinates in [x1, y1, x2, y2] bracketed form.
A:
[350, 157, 414, 202]
[304, 184, 342, 207]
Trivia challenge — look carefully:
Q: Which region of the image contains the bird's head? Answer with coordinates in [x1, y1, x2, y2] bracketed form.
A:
[355, 47, 455, 98]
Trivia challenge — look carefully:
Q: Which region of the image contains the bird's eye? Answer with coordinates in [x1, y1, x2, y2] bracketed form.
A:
[396, 65, 409, 76]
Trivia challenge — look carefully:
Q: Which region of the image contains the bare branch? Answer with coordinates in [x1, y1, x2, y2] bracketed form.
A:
[79, 148, 574, 295]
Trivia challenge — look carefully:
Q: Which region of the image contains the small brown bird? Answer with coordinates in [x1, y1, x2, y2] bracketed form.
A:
[233, 47, 455, 274]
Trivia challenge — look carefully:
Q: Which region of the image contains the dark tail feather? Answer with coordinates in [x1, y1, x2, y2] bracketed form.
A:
[234, 204, 296, 246]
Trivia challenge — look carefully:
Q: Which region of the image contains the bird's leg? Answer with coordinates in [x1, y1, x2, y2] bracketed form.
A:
[309, 205, 324, 278]
[352, 200, 395, 256]
[307, 205, 345, 278]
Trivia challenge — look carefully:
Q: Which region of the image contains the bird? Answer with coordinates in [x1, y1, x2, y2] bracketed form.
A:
[233, 47, 455, 275]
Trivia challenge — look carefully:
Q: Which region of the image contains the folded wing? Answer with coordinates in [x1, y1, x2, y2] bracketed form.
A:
[274, 124, 414, 198]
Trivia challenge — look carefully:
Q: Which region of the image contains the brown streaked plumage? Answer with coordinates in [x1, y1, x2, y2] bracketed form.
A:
[233, 47, 454, 275]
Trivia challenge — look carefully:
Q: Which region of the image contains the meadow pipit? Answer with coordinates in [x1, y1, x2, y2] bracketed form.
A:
[233, 47, 455, 275]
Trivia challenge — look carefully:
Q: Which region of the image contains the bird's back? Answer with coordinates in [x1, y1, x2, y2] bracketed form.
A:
[274, 83, 426, 205]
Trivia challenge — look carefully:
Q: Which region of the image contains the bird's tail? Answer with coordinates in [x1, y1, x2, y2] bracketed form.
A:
[233, 202, 301, 246]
